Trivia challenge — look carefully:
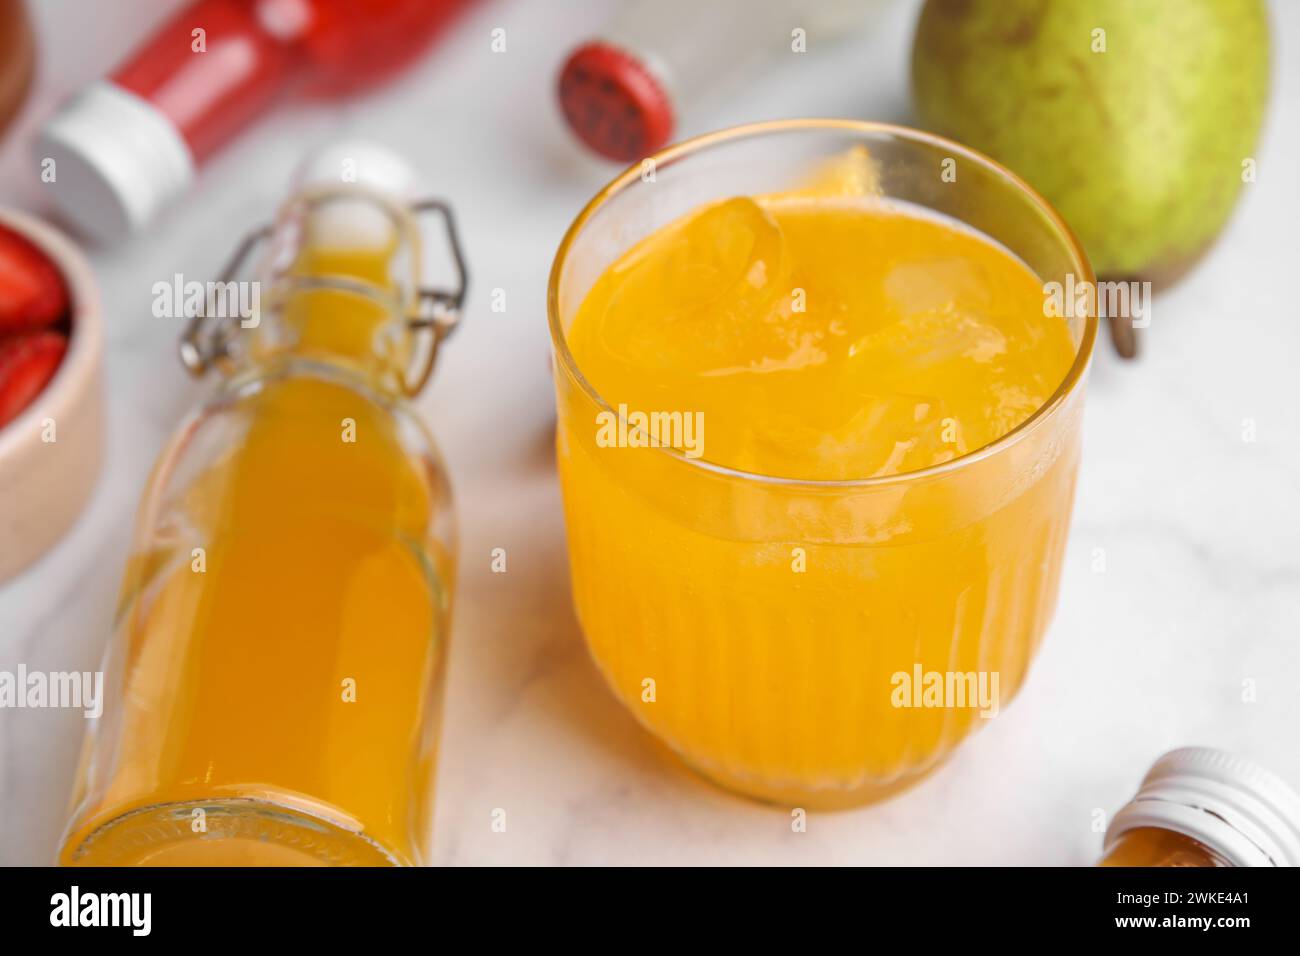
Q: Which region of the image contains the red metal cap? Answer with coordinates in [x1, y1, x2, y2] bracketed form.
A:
[558, 42, 674, 163]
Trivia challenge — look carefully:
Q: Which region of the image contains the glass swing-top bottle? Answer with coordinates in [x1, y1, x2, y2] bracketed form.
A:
[58, 141, 467, 866]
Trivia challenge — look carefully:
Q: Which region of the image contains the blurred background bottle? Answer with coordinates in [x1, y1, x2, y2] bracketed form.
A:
[557, 0, 885, 163]
[36, 0, 476, 241]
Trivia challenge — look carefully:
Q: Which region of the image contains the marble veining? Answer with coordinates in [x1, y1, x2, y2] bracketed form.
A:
[1, 0, 1297, 866]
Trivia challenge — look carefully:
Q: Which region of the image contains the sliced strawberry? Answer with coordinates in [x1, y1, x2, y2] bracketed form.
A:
[0, 331, 68, 428]
[0, 223, 70, 332]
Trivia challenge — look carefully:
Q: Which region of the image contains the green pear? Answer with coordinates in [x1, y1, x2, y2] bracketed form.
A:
[911, 0, 1270, 283]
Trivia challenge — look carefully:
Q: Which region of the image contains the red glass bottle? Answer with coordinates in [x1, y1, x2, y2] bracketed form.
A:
[37, 0, 475, 240]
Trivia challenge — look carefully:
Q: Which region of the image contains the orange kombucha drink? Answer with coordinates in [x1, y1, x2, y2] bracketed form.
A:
[549, 122, 1096, 807]
[59, 188, 455, 865]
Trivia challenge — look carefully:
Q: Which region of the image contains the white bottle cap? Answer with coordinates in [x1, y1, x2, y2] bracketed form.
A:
[35, 81, 195, 243]
[295, 139, 419, 199]
[292, 139, 420, 252]
[1105, 747, 1300, 866]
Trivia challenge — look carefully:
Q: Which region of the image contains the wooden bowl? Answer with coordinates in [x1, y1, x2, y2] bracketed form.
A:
[0, 208, 103, 583]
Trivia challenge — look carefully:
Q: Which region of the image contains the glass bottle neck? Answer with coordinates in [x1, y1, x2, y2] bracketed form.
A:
[242, 190, 423, 396]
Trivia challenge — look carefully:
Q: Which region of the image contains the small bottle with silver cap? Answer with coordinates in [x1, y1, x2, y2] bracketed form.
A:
[1101, 747, 1300, 867]
[57, 141, 468, 866]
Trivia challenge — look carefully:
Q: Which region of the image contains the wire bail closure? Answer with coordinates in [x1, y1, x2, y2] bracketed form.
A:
[179, 196, 468, 397]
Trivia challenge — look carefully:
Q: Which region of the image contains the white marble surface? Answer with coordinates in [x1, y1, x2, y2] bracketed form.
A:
[1, 0, 1297, 866]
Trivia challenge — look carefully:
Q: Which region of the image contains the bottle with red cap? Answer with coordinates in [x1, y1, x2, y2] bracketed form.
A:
[37, 0, 477, 241]
[557, 0, 880, 163]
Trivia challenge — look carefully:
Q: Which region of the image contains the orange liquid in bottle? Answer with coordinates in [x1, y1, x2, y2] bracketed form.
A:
[60, 241, 452, 865]
[1099, 828, 1229, 867]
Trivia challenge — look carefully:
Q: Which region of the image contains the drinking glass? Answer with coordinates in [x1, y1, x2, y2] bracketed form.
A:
[548, 120, 1097, 807]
